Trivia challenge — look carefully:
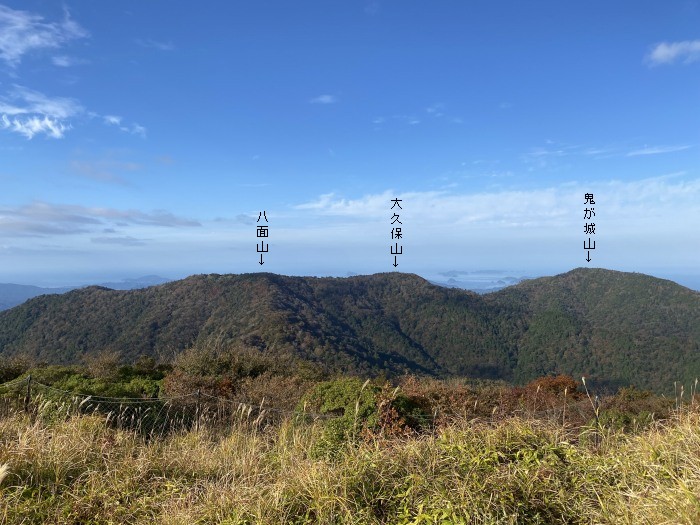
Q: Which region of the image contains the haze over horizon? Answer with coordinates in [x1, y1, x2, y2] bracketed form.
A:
[1, 1, 698, 287]
[3, 268, 700, 297]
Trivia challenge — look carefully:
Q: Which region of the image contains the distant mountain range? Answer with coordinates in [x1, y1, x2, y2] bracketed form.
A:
[429, 274, 526, 293]
[0, 276, 171, 311]
[0, 268, 698, 393]
[0, 273, 519, 311]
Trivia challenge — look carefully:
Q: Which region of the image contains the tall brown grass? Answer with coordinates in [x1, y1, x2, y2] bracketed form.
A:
[1, 398, 699, 524]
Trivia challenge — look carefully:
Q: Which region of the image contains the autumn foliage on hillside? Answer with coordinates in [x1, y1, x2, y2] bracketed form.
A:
[1, 269, 699, 394]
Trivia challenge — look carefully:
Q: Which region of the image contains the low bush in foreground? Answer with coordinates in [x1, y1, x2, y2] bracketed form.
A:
[1, 402, 700, 524]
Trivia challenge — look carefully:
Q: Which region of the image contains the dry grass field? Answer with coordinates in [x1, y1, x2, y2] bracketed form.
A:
[1, 393, 699, 524]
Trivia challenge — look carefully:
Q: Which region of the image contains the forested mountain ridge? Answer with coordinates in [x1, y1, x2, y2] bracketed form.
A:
[0, 268, 698, 393]
[0, 276, 170, 311]
[485, 268, 700, 390]
[0, 284, 73, 311]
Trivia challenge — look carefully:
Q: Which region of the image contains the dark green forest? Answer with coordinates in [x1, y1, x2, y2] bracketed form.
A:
[0, 268, 698, 394]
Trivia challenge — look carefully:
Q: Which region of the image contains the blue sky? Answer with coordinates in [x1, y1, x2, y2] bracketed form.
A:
[0, 1, 698, 287]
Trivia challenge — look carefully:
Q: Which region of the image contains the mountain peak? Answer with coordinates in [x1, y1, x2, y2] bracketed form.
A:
[0, 268, 697, 393]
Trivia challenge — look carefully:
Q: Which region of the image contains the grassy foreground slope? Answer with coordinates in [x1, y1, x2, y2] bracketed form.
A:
[1, 405, 699, 524]
[0, 268, 699, 392]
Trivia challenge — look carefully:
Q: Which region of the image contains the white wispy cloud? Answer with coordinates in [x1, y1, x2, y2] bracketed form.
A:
[364, 2, 381, 16]
[296, 188, 568, 227]
[646, 40, 700, 66]
[103, 115, 122, 126]
[526, 146, 569, 158]
[135, 38, 175, 51]
[294, 174, 700, 232]
[372, 114, 421, 126]
[425, 103, 445, 117]
[524, 141, 693, 166]
[0, 85, 82, 139]
[626, 144, 692, 156]
[375, 104, 463, 128]
[51, 55, 87, 67]
[0, 8, 143, 140]
[295, 193, 337, 210]
[70, 159, 142, 185]
[309, 94, 337, 104]
[52, 55, 72, 67]
[0, 201, 201, 238]
[130, 123, 147, 138]
[102, 114, 146, 138]
[0, 5, 88, 67]
[261, 173, 700, 273]
[91, 236, 147, 246]
[581, 147, 617, 158]
[522, 142, 581, 170]
[0, 85, 82, 118]
[1, 114, 69, 139]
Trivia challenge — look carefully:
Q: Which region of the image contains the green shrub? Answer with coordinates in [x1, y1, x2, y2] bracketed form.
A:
[597, 385, 673, 432]
[298, 378, 426, 457]
[299, 378, 378, 457]
[0, 355, 32, 383]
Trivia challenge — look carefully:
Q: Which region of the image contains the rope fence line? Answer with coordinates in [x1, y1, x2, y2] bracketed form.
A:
[0, 375, 322, 413]
[32, 381, 198, 403]
[0, 375, 598, 417]
[0, 375, 336, 436]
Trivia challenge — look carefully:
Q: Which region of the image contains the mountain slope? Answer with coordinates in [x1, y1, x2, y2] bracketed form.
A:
[0, 276, 171, 311]
[487, 268, 700, 390]
[0, 284, 73, 311]
[0, 268, 698, 392]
